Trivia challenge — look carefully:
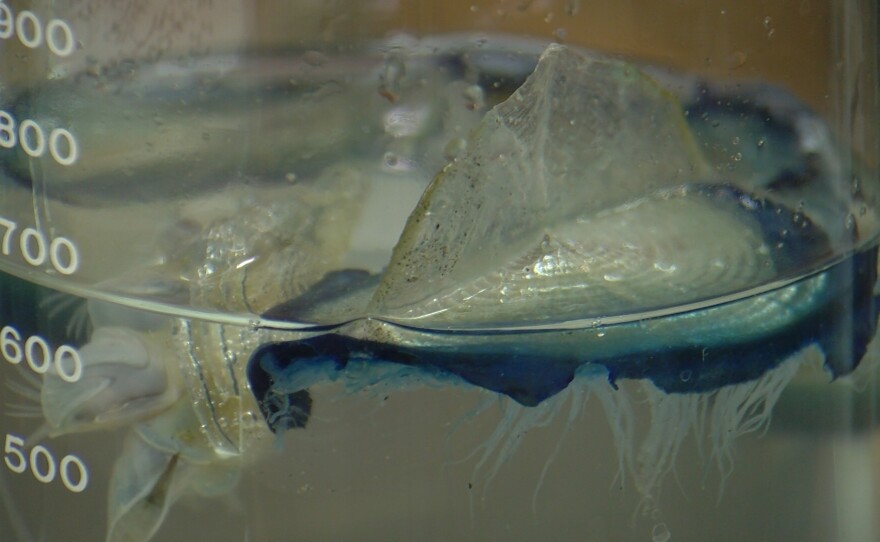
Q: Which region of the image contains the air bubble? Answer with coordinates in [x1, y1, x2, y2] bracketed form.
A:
[653, 261, 678, 273]
[384, 106, 430, 137]
[379, 54, 406, 102]
[851, 175, 861, 196]
[383, 152, 400, 168]
[198, 262, 216, 280]
[463, 85, 486, 111]
[763, 16, 776, 38]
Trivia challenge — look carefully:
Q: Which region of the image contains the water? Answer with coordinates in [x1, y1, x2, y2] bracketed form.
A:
[0, 261, 878, 541]
[0, 37, 879, 541]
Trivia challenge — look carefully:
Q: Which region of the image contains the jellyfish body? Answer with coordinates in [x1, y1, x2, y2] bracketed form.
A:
[248, 249, 878, 511]
[251, 177, 878, 412]
[249, 244, 877, 417]
[246, 45, 880, 507]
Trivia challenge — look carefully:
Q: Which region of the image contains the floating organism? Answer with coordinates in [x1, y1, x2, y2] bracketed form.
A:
[250, 44, 880, 510]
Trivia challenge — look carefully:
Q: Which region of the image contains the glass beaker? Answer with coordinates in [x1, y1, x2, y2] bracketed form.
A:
[0, 1, 877, 540]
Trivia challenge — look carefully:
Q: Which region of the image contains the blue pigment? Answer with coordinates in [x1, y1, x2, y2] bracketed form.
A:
[247, 78, 878, 435]
[248, 237, 878, 431]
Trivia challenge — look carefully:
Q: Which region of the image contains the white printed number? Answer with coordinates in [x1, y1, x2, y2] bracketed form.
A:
[0, 110, 79, 166]
[0, 2, 76, 57]
[1, 325, 82, 383]
[0, 217, 80, 275]
[4, 434, 88, 493]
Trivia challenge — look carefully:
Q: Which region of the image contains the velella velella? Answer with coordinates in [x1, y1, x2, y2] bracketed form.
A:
[249, 44, 880, 509]
[5, 41, 878, 541]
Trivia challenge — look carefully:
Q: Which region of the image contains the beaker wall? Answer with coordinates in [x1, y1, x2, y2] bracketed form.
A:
[0, 1, 878, 541]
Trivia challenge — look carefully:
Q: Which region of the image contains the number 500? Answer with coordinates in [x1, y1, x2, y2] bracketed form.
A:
[4, 433, 88, 493]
